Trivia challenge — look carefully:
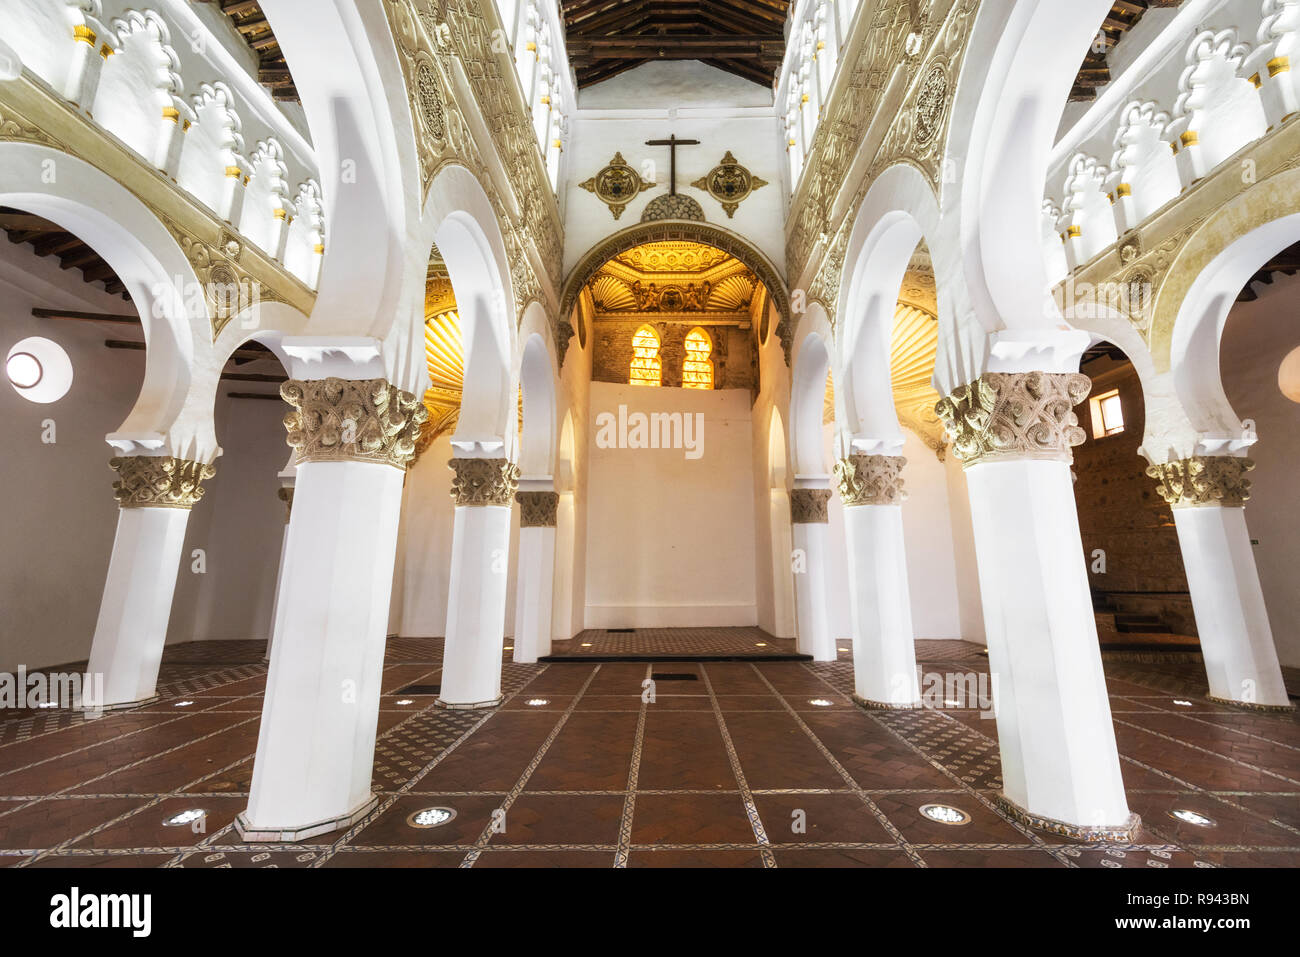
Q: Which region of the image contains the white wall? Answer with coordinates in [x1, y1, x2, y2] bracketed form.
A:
[1220, 271, 1300, 667]
[585, 380, 758, 627]
[563, 61, 786, 274]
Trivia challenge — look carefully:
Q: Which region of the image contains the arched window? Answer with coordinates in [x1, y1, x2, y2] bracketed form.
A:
[630, 324, 661, 387]
[683, 327, 714, 390]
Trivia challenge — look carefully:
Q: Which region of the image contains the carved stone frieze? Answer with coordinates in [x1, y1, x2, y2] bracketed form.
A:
[110, 456, 216, 510]
[833, 455, 908, 506]
[1146, 456, 1255, 509]
[281, 378, 428, 470]
[935, 372, 1092, 468]
[516, 490, 559, 527]
[790, 488, 833, 524]
[449, 457, 520, 507]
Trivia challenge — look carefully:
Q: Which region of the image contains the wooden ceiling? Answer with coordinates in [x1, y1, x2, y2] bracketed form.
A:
[560, 0, 792, 88]
[195, 0, 299, 102]
[0, 208, 130, 299]
[1070, 0, 1182, 102]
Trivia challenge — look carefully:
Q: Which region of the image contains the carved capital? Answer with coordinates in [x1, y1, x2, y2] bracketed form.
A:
[449, 457, 520, 507]
[936, 372, 1091, 468]
[833, 455, 908, 507]
[281, 378, 428, 470]
[110, 456, 216, 509]
[1146, 456, 1254, 509]
[277, 486, 294, 522]
[516, 491, 559, 527]
[790, 488, 832, 524]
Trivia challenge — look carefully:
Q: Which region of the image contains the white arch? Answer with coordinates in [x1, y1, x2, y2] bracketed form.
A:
[0, 140, 210, 454]
[516, 305, 559, 478]
[789, 304, 835, 479]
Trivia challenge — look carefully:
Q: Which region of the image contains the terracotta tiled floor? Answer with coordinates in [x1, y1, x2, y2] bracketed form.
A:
[1, 637, 1297, 868]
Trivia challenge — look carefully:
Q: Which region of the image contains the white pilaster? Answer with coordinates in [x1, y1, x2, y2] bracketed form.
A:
[791, 485, 835, 662]
[512, 488, 557, 664]
[843, 505, 918, 707]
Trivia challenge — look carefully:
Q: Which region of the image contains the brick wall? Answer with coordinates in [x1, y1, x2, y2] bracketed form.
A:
[1072, 358, 1196, 634]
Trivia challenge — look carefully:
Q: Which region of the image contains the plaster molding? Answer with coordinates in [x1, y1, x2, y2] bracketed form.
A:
[449, 457, 520, 507]
[1146, 455, 1255, 509]
[790, 487, 832, 524]
[110, 455, 216, 509]
[833, 454, 908, 506]
[281, 378, 427, 470]
[516, 490, 559, 527]
[936, 372, 1092, 468]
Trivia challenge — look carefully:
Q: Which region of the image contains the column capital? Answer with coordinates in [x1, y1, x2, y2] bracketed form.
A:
[277, 486, 294, 521]
[109, 455, 216, 509]
[833, 454, 907, 507]
[790, 487, 832, 524]
[936, 371, 1090, 468]
[449, 457, 520, 507]
[516, 490, 559, 527]
[1147, 455, 1254, 508]
[281, 377, 427, 470]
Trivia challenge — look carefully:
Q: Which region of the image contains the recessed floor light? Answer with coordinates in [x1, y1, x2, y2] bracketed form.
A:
[503, 645, 513, 651]
[526, 698, 549, 706]
[163, 808, 206, 827]
[1170, 809, 1215, 827]
[808, 699, 834, 707]
[1173, 699, 1193, 707]
[35, 701, 59, 709]
[581, 642, 592, 647]
[838, 647, 849, 653]
[395, 699, 414, 706]
[944, 699, 961, 707]
[174, 700, 194, 708]
[407, 807, 457, 829]
[755, 642, 767, 647]
[919, 803, 971, 825]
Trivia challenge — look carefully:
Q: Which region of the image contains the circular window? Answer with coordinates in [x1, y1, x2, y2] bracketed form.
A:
[6, 337, 72, 403]
[1278, 344, 1300, 403]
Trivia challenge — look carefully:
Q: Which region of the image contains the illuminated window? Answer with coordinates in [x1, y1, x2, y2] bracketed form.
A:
[630, 324, 661, 387]
[682, 327, 713, 390]
[1090, 388, 1125, 438]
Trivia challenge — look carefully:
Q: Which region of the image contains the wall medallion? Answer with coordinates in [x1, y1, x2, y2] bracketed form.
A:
[913, 64, 949, 146]
[579, 152, 653, 220]
[692, 151, 769, 218]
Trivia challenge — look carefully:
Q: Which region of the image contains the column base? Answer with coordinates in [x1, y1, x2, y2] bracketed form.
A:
[995, 794, 1140, 844]
[234, 795, 379, 844]
[852, 693, 922, 711]
[1206, 693, 1296, 713]
[433, 695, 502, 711]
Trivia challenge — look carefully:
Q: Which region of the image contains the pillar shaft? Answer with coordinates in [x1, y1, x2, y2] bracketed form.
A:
[938, 372, 1136, 840]
[513, 491, 558, 664]
[1148, 456, 1291, 709]
[835, 455, 918, 707]
[87, 455, 215, 708]
[239, 375, 426, 842]
[791, 486, 834, 662]
[439, 458, 519, 707]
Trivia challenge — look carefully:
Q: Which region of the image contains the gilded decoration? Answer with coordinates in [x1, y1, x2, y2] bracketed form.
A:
[833, 455, 908, 506]
[790, 488, 832, 524]
[1146, 456, 1255, 509]
[516, 490, 559, 527]
[0, 80, 312, 341]
[692, 151, 769, 218]
[449, 457, 520, 507]
[110, 456, 216, 510]
[281, 378, 428, 470]
[580, 152, 654, 220]
[935, 372, 1092, 468]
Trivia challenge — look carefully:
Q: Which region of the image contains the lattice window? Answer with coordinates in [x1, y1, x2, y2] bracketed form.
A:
[630, 324, 662, 387]
[683, 327, 713, 390]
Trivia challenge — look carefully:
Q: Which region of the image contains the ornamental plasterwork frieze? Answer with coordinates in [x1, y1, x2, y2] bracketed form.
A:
[790, 488, 833, 524]
[516, 490, 559, 527]
[1146, 456, 1255, 509]
[935, 371, 1091, 467]
[384, 0, 564, 327]
[0, 78, 315, 340]
[449, 457, 520, 507]
[281, 378, 428, 470]
[787, 0, 978, 299]
[833, 455, 908, 506]
[110, 456, 216, 509]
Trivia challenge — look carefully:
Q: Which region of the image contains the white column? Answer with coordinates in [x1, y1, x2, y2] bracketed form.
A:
[238, 369, 427, 842]
[1150, 456, 1292, 710]
[835, 455, 919, 708]
[791, 485, 835, 661]
[264, 468, 295, 662]
[940, 371, 1137, 841]
[439, 457, 519, 707]
[550, 490, 577, 642]
[86, 454, 215, 708]
[513, 489, 557, 663]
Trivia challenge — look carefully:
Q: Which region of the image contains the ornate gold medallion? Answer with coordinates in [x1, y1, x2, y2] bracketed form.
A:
[692, 151, 768, 218]
[579, 152, 653, 220]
